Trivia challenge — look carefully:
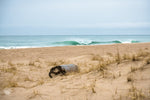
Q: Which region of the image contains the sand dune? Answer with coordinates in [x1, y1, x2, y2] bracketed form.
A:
[0, 43, 150, 100]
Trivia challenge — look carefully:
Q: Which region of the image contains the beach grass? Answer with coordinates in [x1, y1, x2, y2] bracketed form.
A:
[0, 43, 150, 100]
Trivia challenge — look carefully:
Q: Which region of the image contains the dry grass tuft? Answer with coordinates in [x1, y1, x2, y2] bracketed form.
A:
[137, 50, 149, 57]
[116, 45, 121, 64]
[24, 76, 32, 81]
[8, 60, 14, 66]
[115, 54, 121, 64]
[107, 52, 113, 57]
[119, 71, 121, 77]
[35, 58, 40, 63]
[86, 79, 96, 93]
[145, 57, 150, 65]
[127, 75, 134, 82]
[29, 60, 35, 66]
[92, 87, 96, 93]
[37, 64, 42, 68]
[47, 61, 57, 66]
[131, 54, 138, 61]
[92, 54, 103, 61]
[122, 50, 150, 62]
[122, 53, 129, 60]
[33, 62, 42, 68]
[2, 80, 18, 88]
[0, 66, 17, 74]
[101, 70, 109, 78]
[17, 62, 24, 66]
[37, 79, 44, 85]
[47, 59, 66, 67]
[57, 59, 65, 65]
[8, 81, 18, 87]
[113, 74, 116, 79]
[130, 66, 137, 73]
[28, 90, 41, 99]
[0, 59, 6, 63]
[128, 85, 145, 100]
[98, 62, 107, 72]
[91, 79, 96, 93]
[138, 65, 145, 71]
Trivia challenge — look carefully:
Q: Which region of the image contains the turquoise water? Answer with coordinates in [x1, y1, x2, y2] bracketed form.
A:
[0, 35, 150, 49]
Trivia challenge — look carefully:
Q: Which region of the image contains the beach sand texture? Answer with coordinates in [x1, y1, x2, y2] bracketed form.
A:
[0, 43, 150, 100]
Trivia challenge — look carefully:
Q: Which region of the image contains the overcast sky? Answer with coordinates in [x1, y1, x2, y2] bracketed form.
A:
[0, 0, 150, 35]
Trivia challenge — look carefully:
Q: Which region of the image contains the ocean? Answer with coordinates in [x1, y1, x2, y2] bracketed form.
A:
[0, 35, 150, 49]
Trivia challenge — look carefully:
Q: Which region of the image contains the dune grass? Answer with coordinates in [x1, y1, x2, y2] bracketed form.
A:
[0, 48, 150, 100]
[127, 75, 134, 82]
[28, 90, 41, 99]
[127, 85, 145, 100]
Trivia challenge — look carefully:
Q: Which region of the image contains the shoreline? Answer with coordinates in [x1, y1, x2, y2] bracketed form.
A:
[0, 42, 150, 50]
[1, 42, 150, 63]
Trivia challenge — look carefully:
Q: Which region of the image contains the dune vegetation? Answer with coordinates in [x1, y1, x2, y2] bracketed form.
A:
[0, 43, 150, 100]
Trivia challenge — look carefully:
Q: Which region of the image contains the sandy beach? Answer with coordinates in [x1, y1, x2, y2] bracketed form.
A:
[0, 43, 150, 100]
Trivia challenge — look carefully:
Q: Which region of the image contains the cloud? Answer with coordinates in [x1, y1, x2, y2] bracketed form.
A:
[1, 22, 150, 29]
[0, 0, 150, 35]
[75, 22, 150, 28]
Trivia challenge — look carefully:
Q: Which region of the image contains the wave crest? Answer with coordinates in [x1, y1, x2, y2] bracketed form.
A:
[1, 40, 140, 49]
[53, 40, 139, 46]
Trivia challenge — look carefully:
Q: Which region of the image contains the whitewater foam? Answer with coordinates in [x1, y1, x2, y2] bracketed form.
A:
[52, 40, 139, 46]
[66, 37, 93, 45]
[0, 35, 148, 49]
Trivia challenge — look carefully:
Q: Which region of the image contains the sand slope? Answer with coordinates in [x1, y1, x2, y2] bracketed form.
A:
[0, 43, 150, 100]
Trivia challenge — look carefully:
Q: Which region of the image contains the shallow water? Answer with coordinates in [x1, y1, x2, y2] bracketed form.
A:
[0, 35, 150, 49]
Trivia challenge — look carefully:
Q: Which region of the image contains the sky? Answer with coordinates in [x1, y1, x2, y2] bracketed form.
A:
[0, 0, 150, 35]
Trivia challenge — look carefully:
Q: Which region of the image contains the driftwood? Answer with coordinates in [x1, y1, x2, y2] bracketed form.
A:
[49, 64, 78, 78]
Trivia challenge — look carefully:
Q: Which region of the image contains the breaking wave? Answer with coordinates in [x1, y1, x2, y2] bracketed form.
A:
[53, 40, 140, 46]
